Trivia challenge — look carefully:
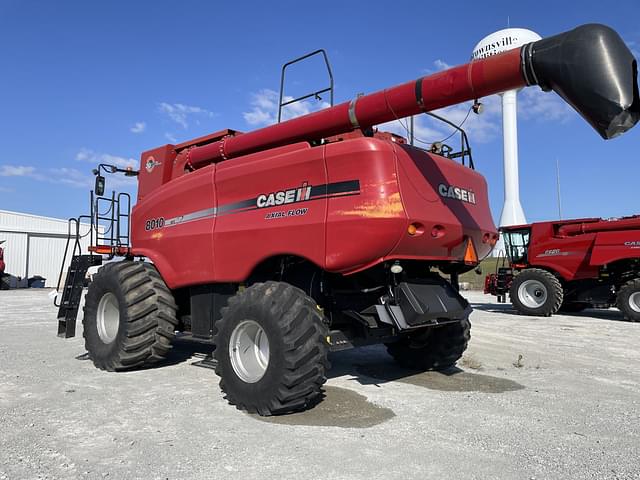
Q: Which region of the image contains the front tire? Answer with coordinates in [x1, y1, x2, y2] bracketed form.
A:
[214, 281, 329, 416]
[510, 268, 563, 316]
[386, 317, 471, 371]
[83, 261, 178, 371]
[616, 279, 640, 322]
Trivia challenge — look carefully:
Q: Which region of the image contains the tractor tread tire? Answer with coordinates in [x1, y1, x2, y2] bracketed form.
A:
[386, 317, 471, 371]
[214, 281, 329, 416]
[510, 268, 563, 317]
[616, 278, 640, 322]
[83, 261, 178, 371]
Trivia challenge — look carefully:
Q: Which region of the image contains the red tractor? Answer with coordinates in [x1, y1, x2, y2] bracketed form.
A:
[485, 216, 640, 321]
[55, 24, 639, 415]
[0, 240, 7, 290]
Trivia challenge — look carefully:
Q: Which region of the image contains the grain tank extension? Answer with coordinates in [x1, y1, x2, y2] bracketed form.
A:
[56, 24, 639, 415]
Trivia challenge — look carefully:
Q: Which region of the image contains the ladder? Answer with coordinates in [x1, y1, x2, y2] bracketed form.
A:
[56, 254, 102, 338]
[54, 190, 131, 338]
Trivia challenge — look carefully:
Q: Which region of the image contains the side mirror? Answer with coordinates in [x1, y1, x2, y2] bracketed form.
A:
[95, 175, 105, 197]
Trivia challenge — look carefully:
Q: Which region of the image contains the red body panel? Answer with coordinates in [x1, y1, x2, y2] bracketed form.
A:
[506, 216, 640, 281]
[137, 145, 177, 201]
[526, 222, 599, 281]
[132, 166, 216, 287]
[391, 144, 496, 262]
[131, 138, 497, 288]
[591, 230, 640, 264]
[213, 143, 327, 282]
[323, 139, 406, 273]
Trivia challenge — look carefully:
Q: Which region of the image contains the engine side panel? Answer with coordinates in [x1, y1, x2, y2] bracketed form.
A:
[212, 143, 327, 282]
[590, 229, 640, 265]
[527, 223, 598, 281]
[131, 165, 216, 288]
[324, 139, 406, 272]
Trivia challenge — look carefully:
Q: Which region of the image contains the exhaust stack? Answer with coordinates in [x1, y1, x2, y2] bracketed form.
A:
[178, 23, 639, 170]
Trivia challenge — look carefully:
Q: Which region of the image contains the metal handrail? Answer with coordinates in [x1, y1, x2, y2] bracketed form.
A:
[278, 49, 334, 123]
[424, 111, 474, 169]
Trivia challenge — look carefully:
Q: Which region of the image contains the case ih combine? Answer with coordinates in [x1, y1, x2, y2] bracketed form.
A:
[485, 216, 640, 320]
[55, 24, 639, 415]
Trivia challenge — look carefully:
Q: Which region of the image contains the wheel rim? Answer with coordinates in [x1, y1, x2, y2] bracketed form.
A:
[229, 320, 270, 383]
[629, 292, 640, 313]
[97, 292, 120, 344]
[518, 279, 548, 309]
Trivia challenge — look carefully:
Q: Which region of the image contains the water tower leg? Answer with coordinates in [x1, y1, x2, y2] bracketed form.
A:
[499, 89, 527, 227]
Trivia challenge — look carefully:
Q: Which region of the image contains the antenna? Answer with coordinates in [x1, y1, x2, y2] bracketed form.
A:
[556, 158, 563, 219]
[409, 116, 414, 146]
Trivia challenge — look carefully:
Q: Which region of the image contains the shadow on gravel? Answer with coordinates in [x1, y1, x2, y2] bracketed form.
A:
[355, 363, 524, 393]
[471, 302, 628, 322]
[75, 338, 215, 370]
[253, 386, 395, 428]
[328, 346, 524, 393]
[167, 337, 216, 367]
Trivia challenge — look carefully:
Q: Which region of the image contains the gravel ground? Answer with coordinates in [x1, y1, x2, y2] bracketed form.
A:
[0, 289, 639, 480]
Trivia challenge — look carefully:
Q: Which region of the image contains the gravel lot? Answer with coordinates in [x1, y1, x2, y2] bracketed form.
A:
[1, 289, 639, 480]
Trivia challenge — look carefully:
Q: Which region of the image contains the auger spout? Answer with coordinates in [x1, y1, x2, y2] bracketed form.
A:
[178, 23, 638, 170]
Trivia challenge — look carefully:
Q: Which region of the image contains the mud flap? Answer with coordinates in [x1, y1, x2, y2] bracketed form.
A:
[377, 277, 471, 330]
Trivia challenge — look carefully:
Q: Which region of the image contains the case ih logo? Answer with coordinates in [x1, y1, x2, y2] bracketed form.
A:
[438, 184, 476, 204]
[257, 182, 312, 208]
[145, 156, 162, 173]
[625, 241, 640, 247]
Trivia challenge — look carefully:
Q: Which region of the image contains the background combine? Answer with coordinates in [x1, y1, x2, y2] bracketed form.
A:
[485, 215, 640, 320]
[55, 24, 639, 415]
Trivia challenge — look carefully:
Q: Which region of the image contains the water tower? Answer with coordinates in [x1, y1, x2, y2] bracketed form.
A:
[472, 28, 542, 229]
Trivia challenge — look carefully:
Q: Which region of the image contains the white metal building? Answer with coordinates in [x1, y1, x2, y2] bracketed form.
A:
[0, 210, 96, 288]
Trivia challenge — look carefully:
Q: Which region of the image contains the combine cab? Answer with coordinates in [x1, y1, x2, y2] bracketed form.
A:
[57, 24, 639, 415]
[485, 216, 640, 320]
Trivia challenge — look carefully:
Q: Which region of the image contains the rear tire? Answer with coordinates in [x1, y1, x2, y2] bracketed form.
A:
[386, 317, 471, 371]
[214, 281, 329, 416]
[510, 268, 563, 316]
[83, 261, 178, 371]
[616, 279, 640, 322]
[0, 275, 9, 290]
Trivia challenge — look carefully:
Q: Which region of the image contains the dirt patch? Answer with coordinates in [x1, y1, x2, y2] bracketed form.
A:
[253, 386, 395, 428]
[356, 362, 524, 393]
[460, 353, 483, 370]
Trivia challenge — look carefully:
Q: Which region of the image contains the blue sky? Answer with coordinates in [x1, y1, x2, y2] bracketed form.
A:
[0, 0, 639, 225]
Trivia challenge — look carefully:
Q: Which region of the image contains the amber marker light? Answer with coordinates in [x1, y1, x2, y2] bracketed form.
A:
[407, 224, 418, 235]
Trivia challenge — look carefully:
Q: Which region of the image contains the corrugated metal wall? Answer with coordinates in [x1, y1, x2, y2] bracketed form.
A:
[1, 231, 28, 277]
[0, 210, 98, 287]
[0, 210, 73, 235]
[27, 236, 70, 287]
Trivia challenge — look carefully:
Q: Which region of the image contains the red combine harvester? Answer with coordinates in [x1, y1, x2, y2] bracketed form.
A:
[485, 216, 640, 320]
[55, 24, 639, 415]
